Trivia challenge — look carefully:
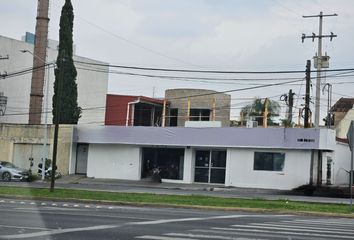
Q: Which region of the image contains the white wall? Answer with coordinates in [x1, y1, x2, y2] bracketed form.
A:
[225, 148, 312, 190]
[87, 144, 141, 180]
[0, 35, 108, 125]
[333, 142, 352, 185]
[182, 148, 194, 183]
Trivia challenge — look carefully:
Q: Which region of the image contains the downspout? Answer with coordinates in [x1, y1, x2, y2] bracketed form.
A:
[212, 97, 216, 121]
[125, 98, 140, 126]
[162, 100, 166, 127]
[309, 149, 314, 185]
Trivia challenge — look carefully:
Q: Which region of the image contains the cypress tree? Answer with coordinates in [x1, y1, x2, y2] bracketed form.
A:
[53, 0, 81, 124]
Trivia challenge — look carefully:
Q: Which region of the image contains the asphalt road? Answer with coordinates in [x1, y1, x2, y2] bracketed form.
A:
[0, 198, 354, 240]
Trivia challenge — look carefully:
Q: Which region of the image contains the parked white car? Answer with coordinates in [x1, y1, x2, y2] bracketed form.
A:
[0, 161, 30, 182]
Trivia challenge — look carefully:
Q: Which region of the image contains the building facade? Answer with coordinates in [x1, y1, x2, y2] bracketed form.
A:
[0, 123, 74, 176]
[0, 35, 108, 125]
[331, 98, 354, 138]
[71, 126, 336, 190]
[165, 89, 231, 127]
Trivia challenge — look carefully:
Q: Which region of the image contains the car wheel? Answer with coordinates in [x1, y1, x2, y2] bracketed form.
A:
[2, 172, 11, 182]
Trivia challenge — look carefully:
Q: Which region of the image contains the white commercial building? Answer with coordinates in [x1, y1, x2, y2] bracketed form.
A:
[0, 34, 108, 125]
[71, 126, 338, 190]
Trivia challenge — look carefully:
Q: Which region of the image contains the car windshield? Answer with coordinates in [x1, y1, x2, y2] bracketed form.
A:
[1, 162, 16, 168]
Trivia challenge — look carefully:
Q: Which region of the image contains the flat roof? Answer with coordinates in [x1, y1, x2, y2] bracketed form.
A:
[74, 126, 335, 151]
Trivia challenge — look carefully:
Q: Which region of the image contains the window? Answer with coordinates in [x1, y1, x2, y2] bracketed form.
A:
[142, 148, 184, 180]
[169, 108, 178, 127]
[254, 152, 285, 171]
[189, 109, 210, 121]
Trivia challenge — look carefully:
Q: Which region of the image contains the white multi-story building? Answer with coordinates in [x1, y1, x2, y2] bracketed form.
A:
[0, 34, 108, 125]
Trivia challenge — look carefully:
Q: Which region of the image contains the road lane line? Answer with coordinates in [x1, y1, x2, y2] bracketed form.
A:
[229, 224, 354, 235]
[129, 214, 290, 226]
[211, 227, 354, 239]
[0, 224, 52, 231]
[247, 222, 354, 233]
[291, 219, 354, 225]
[166, 233, 261, 239]
[136, 235, 199, 240]
[190, 229, 317, 240]
[0, 225, 118, 239]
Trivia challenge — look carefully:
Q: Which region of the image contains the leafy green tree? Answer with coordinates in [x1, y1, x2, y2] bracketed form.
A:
[52, 0, 81, 124]
[240, 98, 280, 126]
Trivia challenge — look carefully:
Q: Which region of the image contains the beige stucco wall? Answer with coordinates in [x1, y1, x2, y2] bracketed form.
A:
[336, 109, 354, 138]
[0, 124, 73, 175]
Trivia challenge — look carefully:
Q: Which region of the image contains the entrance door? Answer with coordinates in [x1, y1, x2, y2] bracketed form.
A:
[76, 144, 88, 174]
[13, 143, 48, 171]
[194, 150, 226, 184]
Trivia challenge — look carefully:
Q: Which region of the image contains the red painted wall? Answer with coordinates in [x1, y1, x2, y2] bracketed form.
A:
[105, 94, 166, 125]
[105, 95, 137, 125]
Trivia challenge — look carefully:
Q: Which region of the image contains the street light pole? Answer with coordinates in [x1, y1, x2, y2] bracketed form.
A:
[21, 50, 51, 180]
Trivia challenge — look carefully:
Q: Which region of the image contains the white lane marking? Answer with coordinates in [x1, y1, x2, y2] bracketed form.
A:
[20, 202, 25, 204]
[229, 224, 354, 235]
[10, 201, 15, 203]
[0, 200, 5, 203]
[29, 202, 35, 205]
[129, 214, 290, 226]
[0, 224, 52, 231]
[248, 222, 354, 233]
[136, 235, 199, 240]
[191, 229, 295, 239]
[74, 204, 79, 207]
[51, 203, 57, 206]
[166, 233, 260, 240]
[62, 204, 69, 207]
[211, 227, 354, 239]
[292, 219, 354, 225]
[85, 205, 90, 208]
[0, 208, 153, 221]
[41, 203, 46, 206]
[0, 225, 117, 239]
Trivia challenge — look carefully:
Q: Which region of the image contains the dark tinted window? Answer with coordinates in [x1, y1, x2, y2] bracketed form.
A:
[254, 152, 285, 171]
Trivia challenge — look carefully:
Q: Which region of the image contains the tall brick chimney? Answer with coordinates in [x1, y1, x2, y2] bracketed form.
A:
[28, 0, 50, 124]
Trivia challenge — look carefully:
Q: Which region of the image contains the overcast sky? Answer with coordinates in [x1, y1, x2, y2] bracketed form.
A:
[1, 0, 354, 121]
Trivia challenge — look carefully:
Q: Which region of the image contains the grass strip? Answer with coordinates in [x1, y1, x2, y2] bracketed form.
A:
[0, 186, 352, 215]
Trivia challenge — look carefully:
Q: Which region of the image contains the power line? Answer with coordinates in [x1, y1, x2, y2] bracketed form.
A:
[75, 60, 354, 74]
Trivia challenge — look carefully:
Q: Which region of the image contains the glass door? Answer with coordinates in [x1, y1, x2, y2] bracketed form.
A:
[194, 150, 226, 184]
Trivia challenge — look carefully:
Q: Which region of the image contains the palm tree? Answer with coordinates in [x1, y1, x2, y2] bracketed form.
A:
[240, 98, 280, 126]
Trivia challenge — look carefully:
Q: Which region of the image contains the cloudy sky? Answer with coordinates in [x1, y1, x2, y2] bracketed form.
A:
[1, 0, 354, 121]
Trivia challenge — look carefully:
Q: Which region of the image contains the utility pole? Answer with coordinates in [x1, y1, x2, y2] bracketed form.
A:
[288, 89, 294, 124]
[304, 60, 311, 128]
[323, 83, 333, 128]
[302, 12, 337, 128]
[50, 57, 64, 192]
